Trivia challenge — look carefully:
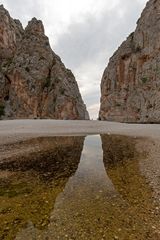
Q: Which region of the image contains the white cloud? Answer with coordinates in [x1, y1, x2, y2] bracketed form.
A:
[88, 103, 100, 120]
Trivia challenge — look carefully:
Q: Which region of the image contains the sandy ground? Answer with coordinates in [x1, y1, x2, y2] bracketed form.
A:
[1, 119, 160, 145]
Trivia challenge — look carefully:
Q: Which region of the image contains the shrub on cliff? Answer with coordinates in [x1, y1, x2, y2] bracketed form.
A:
[0, 105, 5, 119]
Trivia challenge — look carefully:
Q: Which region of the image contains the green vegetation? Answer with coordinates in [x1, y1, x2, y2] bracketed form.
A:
[55, 77, 60, 83]
[154, 66, 160, 76]
[1, 58, 13, 71]
[116, 103, 121, 107]
[43, 76, 51, 89]
[66, 69, 73, 78]
[0, 104, 5, 119]
[59, 87, 65, 95]
[134, 45, 141, 53]
[25, 66, 30, 72]
[141, 76, 148, 84]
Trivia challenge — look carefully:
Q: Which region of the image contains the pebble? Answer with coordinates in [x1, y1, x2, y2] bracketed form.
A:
[114, 236, 119, 240]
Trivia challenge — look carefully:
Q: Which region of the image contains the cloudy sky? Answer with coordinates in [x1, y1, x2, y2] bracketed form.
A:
[2, 0, 148, 119]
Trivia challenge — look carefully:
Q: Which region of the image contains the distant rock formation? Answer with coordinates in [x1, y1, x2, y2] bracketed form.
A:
[0, 5, 89, 120]
[99, 0, 160, 123]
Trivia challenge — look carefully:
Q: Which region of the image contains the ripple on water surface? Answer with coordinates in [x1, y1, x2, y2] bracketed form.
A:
[0, 135, 160, 240]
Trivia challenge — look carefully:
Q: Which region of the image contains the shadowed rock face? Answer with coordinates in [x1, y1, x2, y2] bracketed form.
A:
[0, 5, 89, 120]
[99, 0, 160, 123]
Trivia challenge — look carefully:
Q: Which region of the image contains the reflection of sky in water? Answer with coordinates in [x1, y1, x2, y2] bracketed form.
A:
[63, 135, 117, 192]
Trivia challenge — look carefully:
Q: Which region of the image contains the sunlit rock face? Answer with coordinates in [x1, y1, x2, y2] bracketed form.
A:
[99, 0, 160, 123]
[0, 5, 89, 120]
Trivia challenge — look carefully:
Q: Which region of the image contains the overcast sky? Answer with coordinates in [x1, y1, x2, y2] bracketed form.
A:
[2, 0, 148, 119]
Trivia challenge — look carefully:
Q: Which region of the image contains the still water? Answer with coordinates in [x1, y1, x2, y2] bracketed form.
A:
[0, 135, 160, 240]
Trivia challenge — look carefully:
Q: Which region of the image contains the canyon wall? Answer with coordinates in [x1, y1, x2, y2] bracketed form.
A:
[99, 0, 160, 123]
[0, 5, 89, 120]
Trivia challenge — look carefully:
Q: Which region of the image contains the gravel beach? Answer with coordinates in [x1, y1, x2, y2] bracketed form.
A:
[1, 119, 160, 145]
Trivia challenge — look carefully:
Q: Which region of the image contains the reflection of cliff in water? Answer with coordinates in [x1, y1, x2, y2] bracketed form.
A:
[0, 136, 84, 181]
[101, 134, 160, 240]
[0, 136, 84, 240]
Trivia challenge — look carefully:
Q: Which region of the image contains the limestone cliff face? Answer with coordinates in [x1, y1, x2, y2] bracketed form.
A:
[0, 5, 89, 120]
[99, 0, 160, 123]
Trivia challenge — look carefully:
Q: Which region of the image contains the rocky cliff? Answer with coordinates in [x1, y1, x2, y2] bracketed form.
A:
[99, 0, 160, 123]
[0, 5, 89, 120]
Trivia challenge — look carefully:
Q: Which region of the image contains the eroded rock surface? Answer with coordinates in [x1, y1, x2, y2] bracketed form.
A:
[99, 0, 160, 123]
[0, 5, 89, 120]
